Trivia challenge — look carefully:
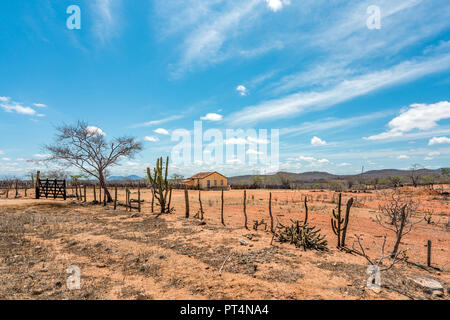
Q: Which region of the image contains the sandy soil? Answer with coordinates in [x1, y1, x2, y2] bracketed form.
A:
[0, 186, 449, 300]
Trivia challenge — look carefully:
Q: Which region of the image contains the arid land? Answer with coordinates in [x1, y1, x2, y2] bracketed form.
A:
[0, 186, 449, 300]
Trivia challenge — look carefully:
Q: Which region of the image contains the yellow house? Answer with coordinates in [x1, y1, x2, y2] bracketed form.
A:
[181, 172, 228, 190]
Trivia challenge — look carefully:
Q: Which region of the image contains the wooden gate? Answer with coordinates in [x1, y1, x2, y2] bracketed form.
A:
[35, 176, 66, 200]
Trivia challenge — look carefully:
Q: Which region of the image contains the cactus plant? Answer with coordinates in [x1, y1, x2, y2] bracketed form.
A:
[146, 156, 173, 214]
[331, 193, 354, 248]
[275, 220, 327, 251]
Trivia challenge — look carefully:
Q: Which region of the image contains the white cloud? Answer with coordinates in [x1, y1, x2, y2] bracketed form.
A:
[1, 102, 36, 115]
[337, 162, 351, 167]
[1, 158, 11, 161]
[154, 128, 170, 135]
[428, 151, 440, 157]
[397, 155, 410, 159]
[236, 85, 248, 96]
[200, 113, 223, 121]
[265, 0, 289, 12]
[317, 159, 330, 164]
[298, 156, 315, 162]
[144, 136, 160, 142]
[365, 101, 450, 140]
[0, 96, 10, 102]
[311, 136, 327, 146]
[428, 136, 450, 145]
[33, 103, 46, 108]
[86, 126, 106, 136]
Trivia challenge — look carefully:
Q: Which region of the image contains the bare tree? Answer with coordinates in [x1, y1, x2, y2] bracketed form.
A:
[354, 234, 405, 271]
[409, 164, 422, 187]
[376, 191, 424, 257]
[44, 121, 142, 202]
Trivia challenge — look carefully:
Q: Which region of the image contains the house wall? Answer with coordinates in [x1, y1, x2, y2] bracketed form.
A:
[183, 179, 198, 187]
[199, 172, 227, 189]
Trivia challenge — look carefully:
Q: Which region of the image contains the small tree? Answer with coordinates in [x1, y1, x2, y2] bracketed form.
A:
[376, 191, 423, 257]
[389, 176, 402, 188]
[44, 121, 142, 202]
[170, 173, 184, 184]
[421, 175, 435, 189]
[278, 173, 292, 189]
[441, 168, 450, 183]
[252, 175, 265, 188]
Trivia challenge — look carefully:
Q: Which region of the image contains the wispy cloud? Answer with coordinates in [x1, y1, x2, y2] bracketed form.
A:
[227, 52, 450, 125]
[280, 111, 390, 137]
[156, 0, 288, 77]
[91, 0, 122, 43]
[132, 115, 183, 128]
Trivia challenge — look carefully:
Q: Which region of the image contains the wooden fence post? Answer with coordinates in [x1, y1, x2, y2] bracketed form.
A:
[151, 189, 154, 213]
[93, 185, 97, 203]
[427, 240, 432, 267]
[269, 192, 274, 233]
[221, 189, 225, 226]
[15, 180, 19, 198]
[35, 171, 40, 199]
[75, 179, 79, 200]
[138, 187, 141, 213]
[83, 185, 87, 202]
[199, 189, 204, 220]
[243, 190, 248, 229]
[125, 188, 127, 211]
[114, 187, 117, 210]
[184, 187, 189, 218]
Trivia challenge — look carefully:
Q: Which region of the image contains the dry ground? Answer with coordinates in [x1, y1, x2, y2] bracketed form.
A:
[0, 186, 449, 300]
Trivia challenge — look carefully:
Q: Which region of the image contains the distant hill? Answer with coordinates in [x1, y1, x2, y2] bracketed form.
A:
[107, 175, 143, 181]
[228, 168, 444, 186]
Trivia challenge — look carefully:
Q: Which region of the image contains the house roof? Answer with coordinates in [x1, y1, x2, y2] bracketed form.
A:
[186, 171, 227, 180]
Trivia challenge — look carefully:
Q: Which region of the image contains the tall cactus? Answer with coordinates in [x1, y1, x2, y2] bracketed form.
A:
[146, 156, 172, 213]
[331, 193, 354, 248]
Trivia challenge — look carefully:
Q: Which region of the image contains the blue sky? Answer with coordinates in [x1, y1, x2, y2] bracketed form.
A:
[1, 0, 449, 178]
